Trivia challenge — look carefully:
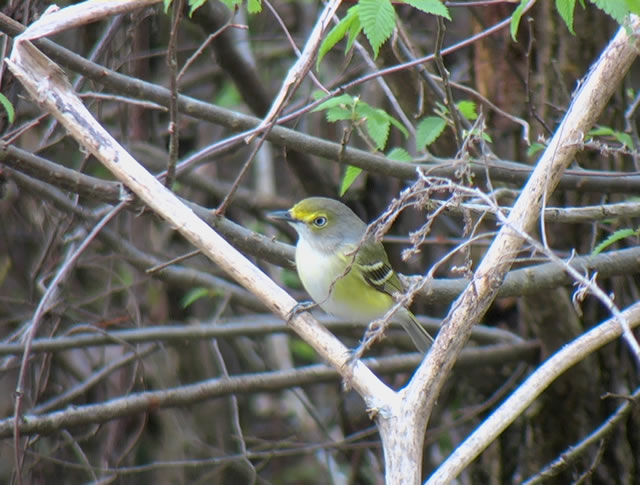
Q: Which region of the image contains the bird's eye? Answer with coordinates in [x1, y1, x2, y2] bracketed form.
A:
[313, 216, 327, 227]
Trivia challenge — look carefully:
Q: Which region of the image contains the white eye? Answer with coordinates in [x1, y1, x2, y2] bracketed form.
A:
[313, 216, 327, 227]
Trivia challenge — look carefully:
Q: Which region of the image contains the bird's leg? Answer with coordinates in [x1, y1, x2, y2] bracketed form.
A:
[286, 300, 317, 322]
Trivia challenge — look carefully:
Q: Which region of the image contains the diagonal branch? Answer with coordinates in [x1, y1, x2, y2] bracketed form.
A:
[429, 302, 640, 483]
[409, 14, 640, 482]
[5, 4, 396, 418]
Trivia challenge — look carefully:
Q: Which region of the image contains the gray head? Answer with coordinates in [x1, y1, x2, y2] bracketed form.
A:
[270, 197, 367, 252]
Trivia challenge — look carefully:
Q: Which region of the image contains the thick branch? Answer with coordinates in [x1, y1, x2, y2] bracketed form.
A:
[0, 341, 538, 439]
[428, 302, 640, 483]
[411, 14, 640, 482]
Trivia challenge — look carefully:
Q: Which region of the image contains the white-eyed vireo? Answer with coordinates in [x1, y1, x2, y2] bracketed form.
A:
[270, 197, 433, 352]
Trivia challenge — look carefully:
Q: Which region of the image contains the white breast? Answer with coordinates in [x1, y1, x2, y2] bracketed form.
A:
[295, 237, 336, 308]
[295, 238, 376, 321]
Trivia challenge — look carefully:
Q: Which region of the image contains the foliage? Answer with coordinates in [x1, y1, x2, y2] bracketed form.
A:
[511, 0, 637, 39]
[164, 0, 263, 16]
[313, 93, 409, 194]
[588, 125, 634, 149]
[318, 0, 449, 65]
[0, 93, 14, 124]
[593, 227, 640, 255]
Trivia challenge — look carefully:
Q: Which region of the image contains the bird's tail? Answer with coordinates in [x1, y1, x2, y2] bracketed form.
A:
[399, 310, 434, 353]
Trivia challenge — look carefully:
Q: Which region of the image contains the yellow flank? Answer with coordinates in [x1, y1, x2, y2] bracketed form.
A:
[295, 236, 393, 322]
[331, 261, 395, 318]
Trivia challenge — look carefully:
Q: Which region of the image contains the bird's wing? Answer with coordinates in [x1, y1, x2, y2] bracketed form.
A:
[351, 240, 404, 296]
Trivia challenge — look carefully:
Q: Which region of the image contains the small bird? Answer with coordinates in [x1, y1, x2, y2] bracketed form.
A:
[270, 197, 433, 352]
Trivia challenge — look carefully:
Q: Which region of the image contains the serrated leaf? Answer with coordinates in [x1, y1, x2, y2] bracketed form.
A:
[593, 228, 639, 255]
[182, 287, 212, 308]
[556, 0, 576, 34]
[340, 165, 363, 196]
[326, 106, 354, 122]
[317, 6, 359, 69]
[401, 0, 451, 20]
[387, 114, 409, 138]
[312, 93, 355, 112]
[359, 0, 395, 58]
[357, 102, 408, 139]
[456, 100, 477, 121]
[416, 116, 446, 150]
[511, 0, 533, 41]
[366, 114, 391, 150]
[0, 93, 15, 124]
[387, 147, 412, 162]
[248, 0, 262, 13]
[356, 103, 390, 149]
[591, 0, 631, 24]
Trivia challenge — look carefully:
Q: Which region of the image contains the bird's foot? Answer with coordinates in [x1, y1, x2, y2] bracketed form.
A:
[287, 300, 317, 322]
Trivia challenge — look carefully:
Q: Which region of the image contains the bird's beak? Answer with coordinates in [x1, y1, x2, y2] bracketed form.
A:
[268, 209, 295, 223]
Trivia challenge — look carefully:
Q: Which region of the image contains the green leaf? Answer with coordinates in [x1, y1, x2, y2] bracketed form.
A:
[456, 100, 477, 121]
[589, 125, 634, 149]
[527, 142, 545, 157]
[387, 147, 413, 162]
[366, 114, 391, 150]
[591, 0, 631, 24]
[182, 287, 212, 308]
[164, 0, 172, 13]
[0, 93, 15, 124]
[511, 0, 533, 41]
[291, 339, 316, 361]
[556, 0, 576, 34]
[217, 0, 243, 11]
[188, 0, 207, 16]
[387, 114, 409, 138]
[312, 93, 355, 112]
[416, 116, 447, 150]
[247, 0, 262, 13]
[340, 165, 363, 196]
[357, 102, 408, 139]
[625, 0, 640, 15]
[401, 0, 451, 20]
[281, 268, 302, 289]
[356, 103, 390, 149]
[588, 126, 616, 136]
[359, 0, 396, 58]
[481, 132, 493, 143]
[317, 6, 359, 69]
[346, 14, 362, 52]
[593, 228, 639, 255]
[326, 106, 354, 122]
[614, 132, 633, 149]
[215, 82, 241, 107]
